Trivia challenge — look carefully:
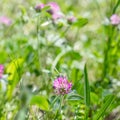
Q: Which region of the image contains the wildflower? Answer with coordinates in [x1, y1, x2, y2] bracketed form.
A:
[53, 76, 72, 95]
[0, 16, 12, 26]
[0, 65, 4, 78]
[46, 2, 63, 20]
[110, 14, 120, 25]
[47, 2, 60, 14]
[35, 3, 45, 12]
[67, 16, 77, 24]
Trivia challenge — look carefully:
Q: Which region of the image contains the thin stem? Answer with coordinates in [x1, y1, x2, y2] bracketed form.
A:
[102, 0, 120, 80]
[50, 95, 59, 109]
[102, 27, 115, 80]
[60, 95, 64, 112]
[36, 14, 41, 70]
[85, 106, 90, 120]
[53, 95, 64, 120]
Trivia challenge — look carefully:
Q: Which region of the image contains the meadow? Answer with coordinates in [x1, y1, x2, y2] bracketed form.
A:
[0, 0, 120, 119]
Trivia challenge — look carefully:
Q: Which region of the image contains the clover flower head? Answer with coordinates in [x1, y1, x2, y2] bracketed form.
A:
[47, 2, 60, 14]
[0, 16, 12, 26]
[0, 65, 4, 78]
[67, 16, 77, 24]
[53, 76, 72, 95]
[110, 14, 120, 25]
[46, 2, 63, 20]
[35, 3, 45, 12]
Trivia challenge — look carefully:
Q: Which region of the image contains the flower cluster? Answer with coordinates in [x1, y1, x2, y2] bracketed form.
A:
[110, 14, 120, 25]
[0, 65, 4, 78]
[0, 16, 12, 26]
[35, 2, 63, 20]
[53, 76, 72, 95]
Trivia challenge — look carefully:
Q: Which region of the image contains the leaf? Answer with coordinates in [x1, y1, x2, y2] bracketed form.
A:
[67, 94, 83, 101]
[30, 95, 49, 111]
[90, 92, 99, 104]
[49, 96, 61, 111]
[73, 18, 88, 28]
[65, 51, 82, 60]
[42, 6, 51, 12]
[19, 5, 26, 15]
[67, 90, 83, 101]
[6, 58, 24, 99]
[93, 95, 115, 120]
[0, 51, 7, 63]
[84, 64, 90, 107]
[7, 58, 23, 81]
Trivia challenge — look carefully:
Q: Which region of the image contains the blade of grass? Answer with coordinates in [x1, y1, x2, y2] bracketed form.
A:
[51, 49, 70, 73]
[84, 64, 90, 120]
[112, 0, 120, 14]
[84, 64, 90, 107]
[93, 95, 115, 120]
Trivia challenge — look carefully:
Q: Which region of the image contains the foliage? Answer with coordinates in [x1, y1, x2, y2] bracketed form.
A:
[0, 0, 120, 120]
